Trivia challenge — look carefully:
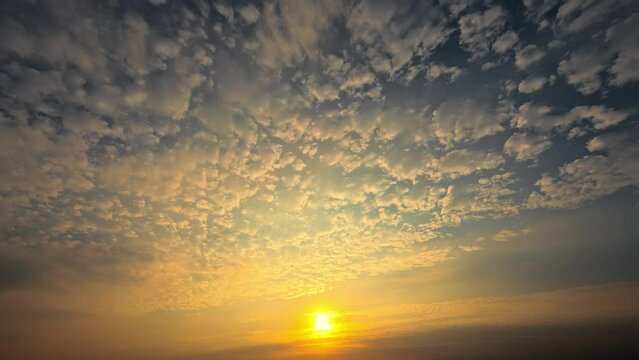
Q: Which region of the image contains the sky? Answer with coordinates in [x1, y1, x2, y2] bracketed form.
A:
[1, 0, 639, 359]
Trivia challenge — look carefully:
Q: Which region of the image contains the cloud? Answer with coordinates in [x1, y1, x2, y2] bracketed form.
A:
[606, 13, 639, 86]
[554, 11, 639, 94]
[307, 80, 340, 102]
[431, 100, 504, 147]
[493, 229, 519, 242]
[0, 0, 214, 120]
[503, 132, 552, 162]
[527, 129, 639, 209]
[238, 4, 260, 24]
[438, 172, 518, 225]
[518, 74, 553, 93]
[347, 0, 451, 76]
[458, 5, 507, 59]
[432, 149, 504, 180]
[459, 245, 481, 252]
[374, 144, 433, 181]
[339, 64, 377, 92]
[515, 44, 545, 70]
[569, 106, 634, 130]
[511, 102, 633, 133]
[402, 62, 463, 84]
[0, 124, 94, 201]
[523, 0, 560, 27]
[554, 0, 626, 33]
[558, 44, 608, 95]
[214, 2, 235, 22]
[252, 0, 343, 68]
[492, 30, 519, 54]
[426, 63, 463, 82]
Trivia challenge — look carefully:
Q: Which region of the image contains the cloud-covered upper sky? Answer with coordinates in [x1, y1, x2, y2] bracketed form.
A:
[1, 0, 639, 359]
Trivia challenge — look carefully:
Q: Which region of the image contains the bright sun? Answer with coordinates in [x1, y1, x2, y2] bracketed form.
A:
[313, 312, 334, 332]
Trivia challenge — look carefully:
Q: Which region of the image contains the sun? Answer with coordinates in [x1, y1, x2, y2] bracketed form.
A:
[313, 312, 334, 332]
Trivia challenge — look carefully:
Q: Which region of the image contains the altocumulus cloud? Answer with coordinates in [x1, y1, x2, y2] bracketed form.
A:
[0, 0, 638, 313]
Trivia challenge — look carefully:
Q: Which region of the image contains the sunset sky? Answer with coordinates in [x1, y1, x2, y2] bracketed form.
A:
[1, 0, 639, 359]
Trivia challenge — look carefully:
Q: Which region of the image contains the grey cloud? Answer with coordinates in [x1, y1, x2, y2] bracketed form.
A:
[606, 13, 639, 86]
[433, 149, 505, 179]
[252, 0, 343, 68]
[214, 2, 235, 22]
[523, 0, 560, 26]
[492, 30, 519, 54]
[518, 74, 552, 93]
[515, 44, 545, 70]
[528, 129, 639, 208]
[238, 4, 260, 24]
[438, 172, 518, 225]
[511, 102, 633, 133]
[570, 106, 634, 130]
[432, 100, 504, 147]
[307, 80, 340, 102]
[347, 0, 451, 76]
[503, 132, 552, 162]
[555, 11, 639, 94]
[558, 44, 608, 95]
[426, 64, 464, 82]
[554, 0, 626, 33]
[458, 5, 507, 59]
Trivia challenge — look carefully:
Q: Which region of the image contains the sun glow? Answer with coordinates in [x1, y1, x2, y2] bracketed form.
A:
[313, 312, 334, 332]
